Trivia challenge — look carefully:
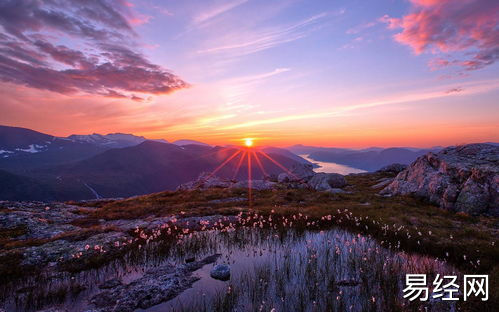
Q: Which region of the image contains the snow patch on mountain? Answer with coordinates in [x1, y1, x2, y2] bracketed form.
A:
[15, 144, 46, 153]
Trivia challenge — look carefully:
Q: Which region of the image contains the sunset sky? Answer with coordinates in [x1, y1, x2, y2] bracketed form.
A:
[0, 0, 498, 148]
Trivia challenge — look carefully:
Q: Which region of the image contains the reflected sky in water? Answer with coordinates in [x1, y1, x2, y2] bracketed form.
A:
[300, 154, 366, 175]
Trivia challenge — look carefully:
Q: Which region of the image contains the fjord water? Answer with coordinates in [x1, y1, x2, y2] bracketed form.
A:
[4, 227, 458, 312]
[299, 155, 366, 175]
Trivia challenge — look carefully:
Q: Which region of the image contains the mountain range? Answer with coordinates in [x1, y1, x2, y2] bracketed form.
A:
[287, 144, 443, 171]
[0, 125, 305, 201]
[1, 125, 496, 201]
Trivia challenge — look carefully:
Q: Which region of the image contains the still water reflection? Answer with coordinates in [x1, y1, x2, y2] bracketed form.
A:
[299, 154, 366, 175]
[3, 226, 459, 312]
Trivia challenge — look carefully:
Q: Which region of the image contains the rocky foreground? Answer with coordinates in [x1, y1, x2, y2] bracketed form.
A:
[0, 143, 498, 311]
[381, 144, 499, 216]
[177, 162, 348, 193]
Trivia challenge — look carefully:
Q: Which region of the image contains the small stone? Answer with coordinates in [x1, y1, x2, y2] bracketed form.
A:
[210, 264, 230, 281]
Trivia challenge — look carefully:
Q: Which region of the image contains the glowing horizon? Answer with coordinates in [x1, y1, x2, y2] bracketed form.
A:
[0, 0, 497, 148]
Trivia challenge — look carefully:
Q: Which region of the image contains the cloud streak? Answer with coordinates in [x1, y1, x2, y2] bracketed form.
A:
[196, 12, 329, 56]
[380, 0, 499, 71]
[0, 0, 188, 97]
[218, 79, 499, 129]
[194, 0, 249, 26]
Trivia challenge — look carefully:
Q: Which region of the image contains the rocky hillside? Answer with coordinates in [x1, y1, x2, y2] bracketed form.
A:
[381, 144, 499, 216]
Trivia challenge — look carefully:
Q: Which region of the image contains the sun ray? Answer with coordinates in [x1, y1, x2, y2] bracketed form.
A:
[232, 151, 246, 180]
[207, 150, 241, 179]
[247, 150, 252, 206]
[252, 151, 268, 177]
[257, 150, 303, 182]
[188, 147, 232, 162]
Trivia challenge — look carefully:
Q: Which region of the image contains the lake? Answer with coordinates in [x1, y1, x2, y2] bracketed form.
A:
[299, 154, 367, 175]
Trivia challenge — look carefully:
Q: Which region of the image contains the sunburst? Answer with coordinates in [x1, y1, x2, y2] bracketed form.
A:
[204, 138, 304, 207]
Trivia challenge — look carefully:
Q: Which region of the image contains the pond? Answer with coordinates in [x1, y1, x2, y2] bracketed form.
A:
[2, 223, 460, 312]
[299, 155, 367, 175]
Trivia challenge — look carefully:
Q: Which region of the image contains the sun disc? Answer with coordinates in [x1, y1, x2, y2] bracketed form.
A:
[244, 138, 253, 147]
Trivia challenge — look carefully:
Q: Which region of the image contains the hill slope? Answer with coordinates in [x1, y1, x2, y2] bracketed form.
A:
[19, 142, 305, 200]
[0, 169, 54, 200]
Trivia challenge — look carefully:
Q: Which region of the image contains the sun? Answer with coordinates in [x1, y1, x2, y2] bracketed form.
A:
[244, 138, 254, 147]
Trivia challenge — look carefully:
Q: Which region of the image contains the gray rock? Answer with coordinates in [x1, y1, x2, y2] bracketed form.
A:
[277, 163, 315, 183]
[307, 173, 347, 191]
[230, 180, 276, 190]
[90, 254, 220, 312]
[381, 144, 499, 215]
[210, 263, 230, 281]
[177, 172, 234, 190]
[371, 177, 394, 189]
[277, 172, 291, 183]
[290, 163, 316, 181]
[0, 201, 83, 241]
[377, 163, 407, 174]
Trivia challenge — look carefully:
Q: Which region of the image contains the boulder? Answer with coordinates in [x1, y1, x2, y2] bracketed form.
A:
[277, 163, 315, 183]
[210, 264, 230, 281]
[307, 173, 347, 191]
[177, 172, 233, 190]
[381, 144, 499, 215]
[290, 163, 316, 181]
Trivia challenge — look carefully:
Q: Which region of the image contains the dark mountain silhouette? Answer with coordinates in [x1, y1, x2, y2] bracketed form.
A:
[0, 169, 55, 201]
[0, 126, 168, 173]
[1, 140, 304, 200]
[0, 125, 53, 149]
[0, 125, 108, 173]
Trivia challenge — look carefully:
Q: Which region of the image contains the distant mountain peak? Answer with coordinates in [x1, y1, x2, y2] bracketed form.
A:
[67, 133, 167, 148]
[173, 139, 211, 147]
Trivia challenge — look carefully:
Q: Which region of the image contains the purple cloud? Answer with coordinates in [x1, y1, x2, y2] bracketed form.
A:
[0, 0, 188, 97]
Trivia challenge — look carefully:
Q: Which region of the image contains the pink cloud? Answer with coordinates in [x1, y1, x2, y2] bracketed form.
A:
[0, 0, 187, 96]
[381, 0, 499, 70]
[128, 14, 153, 26]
